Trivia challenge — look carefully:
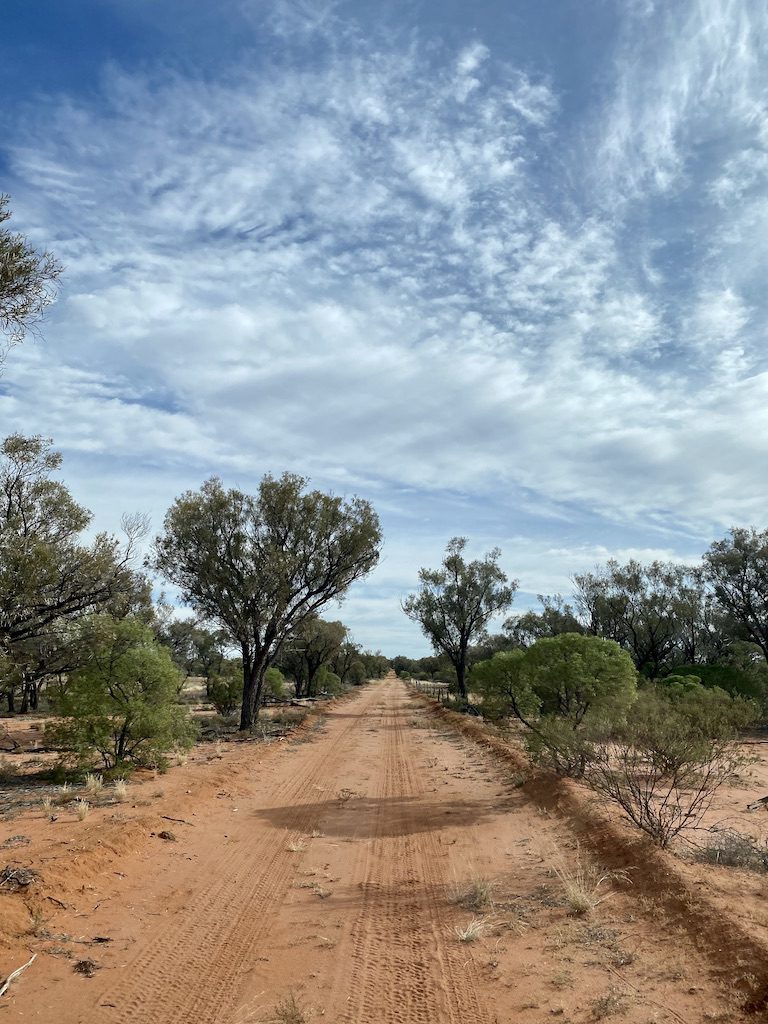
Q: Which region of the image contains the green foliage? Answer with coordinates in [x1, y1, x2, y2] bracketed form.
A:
[504, 594, 584, 647]
[403, 537, 517, 698]
[520, 633, 637, 724]
[470, 650, 527, 720]
[0, 435, 147, 713]
[583, 686, 757, 846]
[153, 473, 381, 727]
[0, 194, 62, 351]
[281, 617, 348, 698]
[347, 660, 367, 685]
[207, 662, 243, 716]
[49, 616, 197, 769]
[315, 666, 342, 694]
[472, 635, 637, 777]
[264, 666, 286, 698]
[669, 662, 766, 704]
[573, 559, 718, 676]
[704, 528, 768, 663]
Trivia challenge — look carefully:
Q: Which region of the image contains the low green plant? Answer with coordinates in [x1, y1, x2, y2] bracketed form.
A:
[48, 615, 198, 770]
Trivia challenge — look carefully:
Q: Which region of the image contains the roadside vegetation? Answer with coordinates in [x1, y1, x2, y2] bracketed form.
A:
[401, 535, 768, 851]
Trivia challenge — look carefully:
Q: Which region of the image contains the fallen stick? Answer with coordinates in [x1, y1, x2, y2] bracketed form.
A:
[0, 953, 37, 998]
[161, 815, 194, 826]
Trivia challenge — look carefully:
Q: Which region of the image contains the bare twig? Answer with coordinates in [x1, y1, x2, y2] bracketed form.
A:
[0, 953, 37, 998]
[161, 816, 194, 826]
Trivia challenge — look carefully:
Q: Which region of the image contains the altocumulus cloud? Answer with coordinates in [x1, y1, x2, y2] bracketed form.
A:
[1, 0, 768, 653]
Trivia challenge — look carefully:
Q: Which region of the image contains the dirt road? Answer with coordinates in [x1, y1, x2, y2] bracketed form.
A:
[4, 680, 753, 1022]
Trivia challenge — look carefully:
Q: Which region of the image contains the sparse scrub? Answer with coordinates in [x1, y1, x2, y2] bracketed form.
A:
[286, 840, 307, 853]
[74, 798, 90, 820]
[694, 829, 768, 871]
[583, 688, 756, 847]
[40, 795, 53, 813]
[267, 991, 307, 1024]
[591, 988, 630, 1020]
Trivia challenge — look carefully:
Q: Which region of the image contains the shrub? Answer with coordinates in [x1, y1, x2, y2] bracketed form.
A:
[473, 635, 637, 777]
[49, 615, 197, 770]
[315, 666, 343, 695]
[207, 672, 242, 716]
[264, 667, 286, 699]
[583, 687, 756, 847]
[694, 829, 768, 871]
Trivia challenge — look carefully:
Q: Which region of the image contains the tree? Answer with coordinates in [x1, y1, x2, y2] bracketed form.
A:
[49, 616, 197, 770]
[153, 473, 381, 729]
[574, 560, 699, 676]
[331, 637, 362, 684]
[0, 195, 61, 358]
[402, 538, 516, 700]
[703, 528, 768, 664]
[0, 434, 145, 704]
[504, 594, 584, 648]
[281, 617, 348, 698]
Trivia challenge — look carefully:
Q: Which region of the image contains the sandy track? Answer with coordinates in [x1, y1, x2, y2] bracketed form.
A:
[4, 679, 755, 1022]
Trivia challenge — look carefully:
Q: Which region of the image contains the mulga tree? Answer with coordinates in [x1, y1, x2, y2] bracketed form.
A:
[403, 537, 516, 700]
[153, 473, 381, 729]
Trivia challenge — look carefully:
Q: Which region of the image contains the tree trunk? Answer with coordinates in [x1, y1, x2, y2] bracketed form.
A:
[239, 653, 269, 730]
[455, 656, 468, 700]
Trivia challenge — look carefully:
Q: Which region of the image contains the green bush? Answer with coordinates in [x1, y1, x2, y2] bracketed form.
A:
[207, 671, 243, 716]
[472, 635, 637, 776]
[583, 687, 757, 846]
[49, 616, 197, 770]
[315, 666, 342, 694]
[264, 666, 286, 699]
[668, 663, 766, 705]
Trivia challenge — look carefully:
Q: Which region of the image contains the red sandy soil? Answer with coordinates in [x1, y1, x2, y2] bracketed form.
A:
[0, 678, 766, 1023]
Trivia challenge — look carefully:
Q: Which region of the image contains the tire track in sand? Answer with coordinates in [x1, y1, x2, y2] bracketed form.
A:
[341, 684, 495, 1024]
[103, 699, 371, 1024]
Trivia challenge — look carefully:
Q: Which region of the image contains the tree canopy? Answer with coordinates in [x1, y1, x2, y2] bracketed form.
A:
[0, 195, 61, 357]
[153, 473, 382, 728]
[402, 537, 516, 699]
[0, 434, 145, 711]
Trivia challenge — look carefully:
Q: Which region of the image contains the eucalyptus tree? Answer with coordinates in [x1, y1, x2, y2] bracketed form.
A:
[703, 528, 768, 664]
[574, 559, 700, 677]
[402, 537, 516, 700]
[153, 474, 382, 729]
[0, 195, 61, 358]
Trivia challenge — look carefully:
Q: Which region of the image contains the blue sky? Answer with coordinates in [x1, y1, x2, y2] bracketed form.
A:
[2, 0, 767, 656]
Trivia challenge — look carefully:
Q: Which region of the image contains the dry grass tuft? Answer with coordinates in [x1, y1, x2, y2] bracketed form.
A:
[286, 840, 308, 853]
[113, 780, 129, 802]
[74, 799, 90, 820]
[449, 876, 496, 912]
[40, 795, 53, 813]
[83, 773, 104, 798]
[454, 916, 491, 943]
[552, 845, 621, 915]
[268, 992, 307, 1023]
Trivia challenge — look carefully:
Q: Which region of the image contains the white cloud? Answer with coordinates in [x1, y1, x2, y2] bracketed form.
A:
[3, 2, 768, 652]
